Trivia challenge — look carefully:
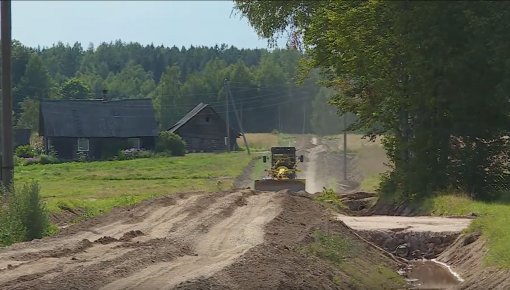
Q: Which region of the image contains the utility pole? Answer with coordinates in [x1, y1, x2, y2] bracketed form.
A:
[278, 105, 281, 132]
[1, 0, 13, 187]
[224, 79, 231, 152]
[226, 80, 250, 155]
[240, 103, 243, 129]
[302, 104, 306, 134]
[343, 114, 347, 181]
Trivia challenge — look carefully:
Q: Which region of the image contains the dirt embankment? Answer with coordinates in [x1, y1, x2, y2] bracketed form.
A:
[439, 234, 510, 289]
[0, 189, 407, 290]
[174, 192, 405, 290]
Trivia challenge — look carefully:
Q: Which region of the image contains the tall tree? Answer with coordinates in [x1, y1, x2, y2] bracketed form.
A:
[58, 78, 91, 100]
[14, 54, 53, 112]
[104, 63, 156, 99]
[227, 60, 257, 131]
[310, 87, 346, 136]
[16, 99, 39, 131]
[11, 40, 32, 86]
[254, 52, 290, 132]
[235, 1, 510, 197]
[153, 65, 182, 129]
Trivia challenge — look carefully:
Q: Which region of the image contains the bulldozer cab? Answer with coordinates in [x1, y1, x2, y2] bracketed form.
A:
[256, 146, 306, 192]
[270, 147, 296, 167]
[262, 147, 304, 167]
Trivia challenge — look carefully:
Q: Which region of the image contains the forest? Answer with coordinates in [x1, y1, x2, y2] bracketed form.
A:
[5, 40, 349, 135]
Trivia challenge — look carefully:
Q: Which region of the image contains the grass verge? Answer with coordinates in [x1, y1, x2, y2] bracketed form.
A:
[425, 193, 510, 268]
[250, 154, 268, 181]
[14, 152, 252, 218]
[378, 190, 510, 268]
[302, 230, 405, 289]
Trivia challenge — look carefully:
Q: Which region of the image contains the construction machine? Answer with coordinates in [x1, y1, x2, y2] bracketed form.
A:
[254, 147, 306, 192]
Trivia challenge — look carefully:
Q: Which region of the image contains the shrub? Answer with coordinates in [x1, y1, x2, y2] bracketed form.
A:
[15, 145, 36, 158]
[156, 132, 186, 156]
[40, 154, 60, 164]
[24, 157, 41, 166]
[315, 188, 347, 212]
[0, 182, 49, 245]
[13, 183, 49, 240]
[117, 148, 153, 160]
[76, 152, 87, 162]
[0, 204, 25, 246]
[100, 139, 130, 160]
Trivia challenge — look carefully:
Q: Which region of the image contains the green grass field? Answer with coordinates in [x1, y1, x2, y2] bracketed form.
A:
[14, 152, 252, 217]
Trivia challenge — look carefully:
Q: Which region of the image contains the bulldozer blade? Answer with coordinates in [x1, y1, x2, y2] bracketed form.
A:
[254, 179, 306, 193]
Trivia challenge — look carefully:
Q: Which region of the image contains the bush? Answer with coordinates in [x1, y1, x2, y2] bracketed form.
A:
[117, 148, 153, 160]
[15, 145, 36, 158]
[76, 152, 87, 162]
[100, 139, 130, 160]
[40, 154, 60, 164]
[315, 188, 347, 211]
[0, 182, 49, 245]
[156, 132, 186, 156]
[0, 204, 25, 246]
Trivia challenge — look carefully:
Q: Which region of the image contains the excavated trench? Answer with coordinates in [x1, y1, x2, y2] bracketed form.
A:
[338, 212, 472, 289]
[357, 230, 458, 260]
[336, 193, 473, 289]
[298, 136, 473, 289]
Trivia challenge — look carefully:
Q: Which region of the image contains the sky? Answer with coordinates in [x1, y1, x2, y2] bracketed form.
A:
[11, 1, 276, 49]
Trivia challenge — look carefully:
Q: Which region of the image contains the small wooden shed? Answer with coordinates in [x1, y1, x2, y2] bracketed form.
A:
[168, 103, 240, 152]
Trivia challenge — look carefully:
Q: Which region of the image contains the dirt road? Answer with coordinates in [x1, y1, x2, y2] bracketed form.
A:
[0, 190, 281, 290]
[0, 189, 409, 290]
[337, 215, 473, 232]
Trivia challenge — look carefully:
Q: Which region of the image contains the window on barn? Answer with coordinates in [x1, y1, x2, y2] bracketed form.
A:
[128, 138, 141, 149]
[77, 138, 89, 152]
[205, 116, 210, 122]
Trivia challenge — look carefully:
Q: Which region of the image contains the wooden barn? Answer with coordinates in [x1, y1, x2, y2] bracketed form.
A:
[39, 99, 159, 160]
[168, 103, 240, 152]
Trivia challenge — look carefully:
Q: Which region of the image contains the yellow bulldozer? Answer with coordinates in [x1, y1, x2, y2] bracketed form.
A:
[254, 147, 306, 192]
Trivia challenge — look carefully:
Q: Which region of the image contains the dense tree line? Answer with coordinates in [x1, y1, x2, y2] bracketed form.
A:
[235, 1, 510, 198]
[4, 40, 345, 135]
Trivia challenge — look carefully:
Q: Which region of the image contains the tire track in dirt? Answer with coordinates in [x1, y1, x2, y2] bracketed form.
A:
[0, 190, 282, 290]
[175, 191, 406, 290]
[102, 191, 281, 290]
[0, 194, 199, 287]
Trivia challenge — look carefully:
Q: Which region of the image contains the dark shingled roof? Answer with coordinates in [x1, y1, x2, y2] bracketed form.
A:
[168, 103, 240, 136]
[168, 103, 208, 133]
[39, 99, 159, 138]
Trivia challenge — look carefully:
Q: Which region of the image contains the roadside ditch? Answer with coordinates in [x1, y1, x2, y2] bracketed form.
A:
[338, 192, 477, 289]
